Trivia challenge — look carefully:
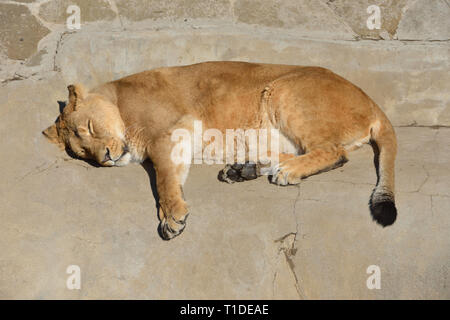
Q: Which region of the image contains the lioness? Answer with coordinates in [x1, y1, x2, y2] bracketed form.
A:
[43, 61, 397, 240]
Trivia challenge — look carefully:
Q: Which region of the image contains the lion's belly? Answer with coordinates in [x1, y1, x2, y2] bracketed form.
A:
[275, 128, 300, 155]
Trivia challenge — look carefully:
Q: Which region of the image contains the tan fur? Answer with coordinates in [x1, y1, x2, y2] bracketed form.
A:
[43, 61, 398, 239]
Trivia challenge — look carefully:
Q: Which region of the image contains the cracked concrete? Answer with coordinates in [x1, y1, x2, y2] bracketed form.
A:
[272, 185, 304, 299]
[1, 0, 449, 299]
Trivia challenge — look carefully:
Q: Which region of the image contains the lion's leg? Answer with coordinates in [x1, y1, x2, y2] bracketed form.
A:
[149, 116, 195, 240]
[271, 143, 348, 185]
[154, 160, 190, 240]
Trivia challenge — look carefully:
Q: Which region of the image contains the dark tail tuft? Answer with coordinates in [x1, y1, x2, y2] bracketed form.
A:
[369, 192, 397, 227]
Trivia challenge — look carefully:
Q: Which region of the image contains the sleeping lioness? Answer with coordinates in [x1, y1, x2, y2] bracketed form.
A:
[43, 61, 397, 240]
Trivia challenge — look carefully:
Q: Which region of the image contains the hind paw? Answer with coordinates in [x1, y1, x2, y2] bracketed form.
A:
[270, 162, 302, 186]
[218, 162, 258, 184]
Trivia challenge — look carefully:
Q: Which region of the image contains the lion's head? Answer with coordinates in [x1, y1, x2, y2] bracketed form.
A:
[43, 84, 132, 167]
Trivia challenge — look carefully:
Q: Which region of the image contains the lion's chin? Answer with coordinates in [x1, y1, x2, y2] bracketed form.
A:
[98, 152, 132, 167]
[112, 152, 132, 167]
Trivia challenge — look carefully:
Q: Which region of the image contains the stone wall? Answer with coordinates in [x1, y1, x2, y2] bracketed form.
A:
[1, 0, 449, 126]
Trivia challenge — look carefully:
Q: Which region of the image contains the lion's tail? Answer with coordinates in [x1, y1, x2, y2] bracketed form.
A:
[369, 111, 398, 227]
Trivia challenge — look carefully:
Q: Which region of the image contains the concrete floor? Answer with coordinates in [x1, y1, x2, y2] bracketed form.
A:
[0, 75, 449, 299]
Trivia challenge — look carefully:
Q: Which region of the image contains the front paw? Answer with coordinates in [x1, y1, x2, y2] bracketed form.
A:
[158, 214, 189, 240]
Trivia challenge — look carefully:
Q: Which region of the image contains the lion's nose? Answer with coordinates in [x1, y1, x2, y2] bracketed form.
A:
[123, 145, 129, 153]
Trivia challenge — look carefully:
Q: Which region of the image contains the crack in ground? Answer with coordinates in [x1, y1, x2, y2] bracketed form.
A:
[1, 73, 29, 84]
[17, 160, 58, 181]
[396, 124, 450, 129]
[16, 157, 91, 182]
[53, 31, 75, 72]
[273, 185, 306, 299]
[430, 195, 435, 217]
[413, 164, 430, 193]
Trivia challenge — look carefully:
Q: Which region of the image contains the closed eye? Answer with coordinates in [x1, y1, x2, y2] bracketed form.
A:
[88, 120, 95, 136]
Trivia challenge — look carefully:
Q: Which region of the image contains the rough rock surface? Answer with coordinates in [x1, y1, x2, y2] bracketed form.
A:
[38, 0, 117, 24]
[396, 0, 450, 41]
[0, 3, 50, 60]
[233, 0, 356, 40]
[324, 0, 409, 39]
[115, 0, 232, 22]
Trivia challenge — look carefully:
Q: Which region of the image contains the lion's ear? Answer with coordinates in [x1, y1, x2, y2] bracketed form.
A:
[68, 83, 87, 111]
[42, 124, 64, 148]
